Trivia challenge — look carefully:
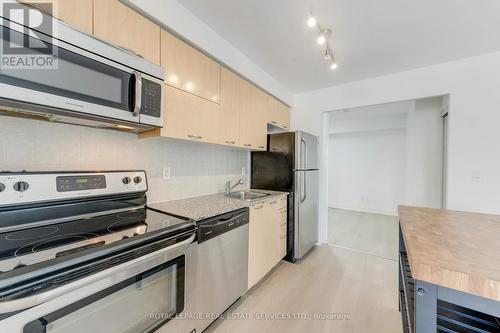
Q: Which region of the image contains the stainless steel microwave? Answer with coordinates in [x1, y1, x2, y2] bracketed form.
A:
[0, 1, 164, 133]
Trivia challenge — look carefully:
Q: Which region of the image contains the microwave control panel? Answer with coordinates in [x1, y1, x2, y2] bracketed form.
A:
[141, 79, 162, 118]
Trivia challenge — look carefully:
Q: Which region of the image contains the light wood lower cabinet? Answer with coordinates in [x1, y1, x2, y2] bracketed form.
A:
[248, 195, 288, 289]
[93, 0, 161, 65]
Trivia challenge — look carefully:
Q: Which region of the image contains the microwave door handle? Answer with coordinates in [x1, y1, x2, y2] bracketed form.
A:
[132, 71, 142, 117]
[0, 233, 195, 314]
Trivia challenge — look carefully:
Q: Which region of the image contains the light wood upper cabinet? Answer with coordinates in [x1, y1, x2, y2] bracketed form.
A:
[20, 0, 93, 34]
[239, 82, 267, 151]
[267, 96, 291, 130]
[146, 85, 219, 144]
[162, 30, 221, 103]
[218, 68, 241, 146]
[93, 0, 161, 65]
[277, 101, 291, 130]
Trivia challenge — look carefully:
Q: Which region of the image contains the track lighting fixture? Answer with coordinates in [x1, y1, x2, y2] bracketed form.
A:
[317, 29, 331, 45]
[306, 13, 337, 71]
[307, 15, 316, 28]
[324, 47, 332, 60]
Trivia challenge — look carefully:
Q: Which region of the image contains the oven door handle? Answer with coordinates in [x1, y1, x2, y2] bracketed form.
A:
[0, 233, 195, 314]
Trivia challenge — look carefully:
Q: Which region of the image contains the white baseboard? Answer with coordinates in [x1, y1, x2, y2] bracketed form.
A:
[328, 203, 398, 216]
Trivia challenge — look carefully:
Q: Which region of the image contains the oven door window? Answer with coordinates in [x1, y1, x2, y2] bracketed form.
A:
[23, 256, 185, 333]
[0, 26, 133, 112]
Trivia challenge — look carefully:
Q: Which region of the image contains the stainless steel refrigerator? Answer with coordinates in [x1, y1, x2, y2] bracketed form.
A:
[251, 131, 319, 262]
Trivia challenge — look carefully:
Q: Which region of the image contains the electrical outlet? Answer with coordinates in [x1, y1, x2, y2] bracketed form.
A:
[471, 170, 481, 183]
[163, 167, 171, 180]
[241, 167, 246, 176]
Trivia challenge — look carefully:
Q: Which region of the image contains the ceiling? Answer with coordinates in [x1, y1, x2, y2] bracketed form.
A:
[179, 0, 500, 93]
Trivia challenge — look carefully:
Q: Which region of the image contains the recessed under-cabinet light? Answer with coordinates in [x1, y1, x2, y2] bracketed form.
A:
[116, 125, 135, 130]
[169, 75, 178, 84]
[185, 82, 194, 91]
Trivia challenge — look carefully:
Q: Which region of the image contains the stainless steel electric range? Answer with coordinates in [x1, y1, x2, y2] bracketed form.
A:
[0, 171, 197, 333]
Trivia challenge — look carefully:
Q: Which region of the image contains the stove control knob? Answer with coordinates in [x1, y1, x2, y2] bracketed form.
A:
[122, 177, 132, 185]
[13, 181, 29, 192]
[133, 176, 142, 184]
[0, 183, 5, 192]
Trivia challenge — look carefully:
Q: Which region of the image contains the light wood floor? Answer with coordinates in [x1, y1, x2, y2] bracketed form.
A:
[328, 208, 399, 260]
[206, 246, 402, 333]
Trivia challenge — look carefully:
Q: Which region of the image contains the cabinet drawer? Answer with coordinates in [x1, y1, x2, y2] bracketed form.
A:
[278, 196, 287, 209]
[280, 221, 287, 236]
[280, 234, 287, 258]
[267, 199, 279, 207]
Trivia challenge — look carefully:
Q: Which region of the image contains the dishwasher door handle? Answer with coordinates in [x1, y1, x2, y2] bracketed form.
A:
[214, 212, 247, 226]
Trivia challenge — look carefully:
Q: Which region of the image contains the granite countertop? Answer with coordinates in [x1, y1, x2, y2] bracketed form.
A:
[399, 205, 500, 302]
[148, 190, 288, 221]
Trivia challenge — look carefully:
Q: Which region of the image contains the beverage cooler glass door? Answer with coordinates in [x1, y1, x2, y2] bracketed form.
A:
[22, 257, 185, 333]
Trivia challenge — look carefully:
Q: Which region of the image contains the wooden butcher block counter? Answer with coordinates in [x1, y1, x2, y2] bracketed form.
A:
[399, 205, 500, 301]
[398, 205, 500, 333]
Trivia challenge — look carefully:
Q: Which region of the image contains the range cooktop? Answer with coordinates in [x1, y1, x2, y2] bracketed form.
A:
[0, 171, 194, 274]
[0, 207, 192, 273]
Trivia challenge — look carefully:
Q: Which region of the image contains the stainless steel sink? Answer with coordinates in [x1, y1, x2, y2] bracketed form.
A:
[226, 191, 270, 201]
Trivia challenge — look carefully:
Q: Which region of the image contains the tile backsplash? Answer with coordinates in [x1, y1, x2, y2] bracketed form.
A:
[0, 116, 250, 203]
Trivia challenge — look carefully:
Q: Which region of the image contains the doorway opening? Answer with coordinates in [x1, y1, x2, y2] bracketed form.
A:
[323, 95, 449, 259]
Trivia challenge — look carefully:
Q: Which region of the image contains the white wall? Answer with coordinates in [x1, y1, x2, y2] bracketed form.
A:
[125, 0, 293, 106]
[328, 129, 406, 215]
[0, 117, 249, 204]
[293, 51, 500, 223]
[405, 98, 444, 208]
[327, 97, 444, 216]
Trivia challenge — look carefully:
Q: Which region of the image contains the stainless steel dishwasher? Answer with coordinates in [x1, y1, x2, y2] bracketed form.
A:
[194, 207, 249, 333]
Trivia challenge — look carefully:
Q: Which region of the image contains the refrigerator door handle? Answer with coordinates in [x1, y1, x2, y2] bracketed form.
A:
[301, 172, 307, 203]
[301, 137, 308, 170]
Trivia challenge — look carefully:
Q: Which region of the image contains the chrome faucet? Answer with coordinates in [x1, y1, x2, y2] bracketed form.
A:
[226, 179, 244, 194]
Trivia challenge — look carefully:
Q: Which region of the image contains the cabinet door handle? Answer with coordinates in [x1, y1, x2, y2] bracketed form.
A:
[243, 144, 252, 147]
[258, 146, 265, 149]
[118, 45, 143, 59]
[253, 205, 264, 210]
[225, 141, 235, 145]
[271, 121, 277, 125]
[283, 126, 288, 129]
[187, 134, 203, 139]
[269, 201, 277, 205]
